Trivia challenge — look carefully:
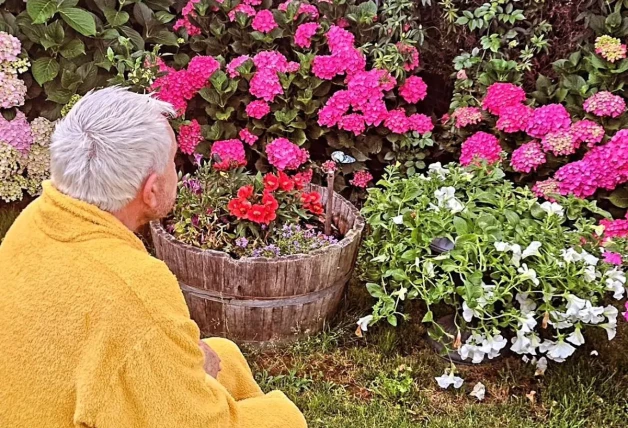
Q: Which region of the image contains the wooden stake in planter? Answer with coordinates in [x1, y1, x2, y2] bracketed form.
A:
[325, 170, 335, 236]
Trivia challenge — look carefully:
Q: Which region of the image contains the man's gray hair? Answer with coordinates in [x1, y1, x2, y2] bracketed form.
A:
[50, 87, 176, 212]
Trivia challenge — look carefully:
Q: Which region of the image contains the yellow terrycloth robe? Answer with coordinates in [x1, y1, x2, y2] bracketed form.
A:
[0, 182, 307, 428]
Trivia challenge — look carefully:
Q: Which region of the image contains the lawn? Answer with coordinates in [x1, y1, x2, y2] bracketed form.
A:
[2, 205, 627, 427]
[246, 281, 628, 428]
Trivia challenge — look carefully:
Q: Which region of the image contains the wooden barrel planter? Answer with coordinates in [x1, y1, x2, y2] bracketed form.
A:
[150, 184, 365, 343]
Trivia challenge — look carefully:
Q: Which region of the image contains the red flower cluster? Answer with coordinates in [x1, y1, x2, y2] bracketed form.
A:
[301, 192, 324, 215]
[228, 184, 278, 225]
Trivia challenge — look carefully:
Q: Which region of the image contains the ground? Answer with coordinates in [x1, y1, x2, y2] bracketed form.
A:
[246, 281, 628, 428]
[2, 206, 627, 427]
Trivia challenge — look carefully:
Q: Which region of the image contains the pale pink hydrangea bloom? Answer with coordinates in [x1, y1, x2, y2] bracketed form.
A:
[525, 104, 571, 138]
[252, 10, 278, 33]
[460, 131, 503, 166]
[0, 110, 33, 154]
[178, 120, 203, 155]
[0, 31, 21, 63]
[510, 142, 546, 173]
[245, 100, 271, 119]
[0, 71, 27, 109]
[541, 130, 579, 156]
[495, 103, 533, 133]
[532, 178, 561, 201]
[583, 91, 626, 118]
[211, 139, 246, 170]
[595, 35, 627, 63]
[350, 170, 373, 188]
[481, 83, 526, 115]
[399, 76, 428, 104]
[266, 138, 309, 170]
[452, 107, 482, 128]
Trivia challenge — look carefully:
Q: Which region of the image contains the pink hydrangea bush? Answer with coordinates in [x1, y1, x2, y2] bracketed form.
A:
[510, 142, 546, 173]
[211, 139, 247, 171]
[583, 91, 626, 118]
[266, 138, 309, 171]
[460, 132, 503, 166]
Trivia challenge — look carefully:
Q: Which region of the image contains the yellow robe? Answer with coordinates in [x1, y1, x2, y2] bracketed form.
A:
[0, 182, 307, 428]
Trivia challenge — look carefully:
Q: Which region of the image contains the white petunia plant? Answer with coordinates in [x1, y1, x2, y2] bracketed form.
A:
[359, 162, 626, 365]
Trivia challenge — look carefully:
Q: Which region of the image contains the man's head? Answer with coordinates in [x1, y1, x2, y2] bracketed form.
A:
[50, 87, 177, 230]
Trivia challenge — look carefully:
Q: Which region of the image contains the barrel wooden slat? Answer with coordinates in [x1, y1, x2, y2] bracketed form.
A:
[150, 184, 365, 343]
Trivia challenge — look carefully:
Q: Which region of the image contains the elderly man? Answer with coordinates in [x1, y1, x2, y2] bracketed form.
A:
[0, 87, 307, 428]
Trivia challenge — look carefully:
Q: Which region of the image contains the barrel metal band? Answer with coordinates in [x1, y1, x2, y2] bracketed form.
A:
[179, 271, 351, 308]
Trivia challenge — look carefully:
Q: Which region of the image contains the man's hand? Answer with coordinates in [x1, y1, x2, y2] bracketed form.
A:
[199, 340, 221, 378]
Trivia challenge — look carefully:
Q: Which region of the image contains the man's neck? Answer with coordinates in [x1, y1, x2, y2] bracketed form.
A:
[111, 206, 143, 232]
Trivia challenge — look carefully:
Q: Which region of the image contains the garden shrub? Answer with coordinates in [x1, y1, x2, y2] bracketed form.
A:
[359, 161, 625, 364]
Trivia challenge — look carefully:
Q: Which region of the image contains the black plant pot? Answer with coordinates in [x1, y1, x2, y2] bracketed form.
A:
[426, 314, 473, 365]
[430, 237, 454, 254]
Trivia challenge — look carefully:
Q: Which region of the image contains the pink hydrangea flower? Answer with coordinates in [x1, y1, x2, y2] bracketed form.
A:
[318, 91, 352, 127]
[336, 17, 350, 28]
[253, 51, 293, 72]
[239, 128, 258, 145]
[0, 72, 27, 109]
[481, 83, 526, 115]
[396, 42, 420, 71]
[252, 10, 278, 33]
[408, 114, 434, 134]
[541, 130, 579, 156]
[297, 4, 319, 20]
[510, 142, 546, 173]
[600, 215, 628, 240]
[452, 107, 482, 128]
[0, 31, 21, 63]
[350, 170, 373, 188]
[311, 26, 366, 80]
[245, 100, 271, 119]
[294, 23, 320, 49]
[583, 91, 626, 118]
[249, 68, 283, 102]
[228, 4, 256, 22]
[384, 108, 411, 134]
[338, 114, 366, 136]
[173, 0, 202, 36]
[362, 100, 389, 127]
[525, 104, 571, 138]
[570, 119, 605, 146]
[399, 76, 428, 104]
[266, 138, 309, 171]
[243, 0, 262, 5]
[211, 139, 246, 170]
[186, 56, 221, 84]
[460, 131, 503, 166]
[321, 160, 337, 173]
[603, 251, 623, 265]
[226, 55, 250, 78]
[532, 178, 561, 201]
[0, 110, 32, 154]
[496, 103, 534, 133]
[178, 120, 203, 155]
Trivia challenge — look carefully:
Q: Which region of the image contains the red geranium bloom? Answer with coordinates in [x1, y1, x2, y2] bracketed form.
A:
[237, 184, 254, 200]
[293, 169, 313, 189]
[228, 198, 252, 219]
[308, 202, 324, 215]
[278, 171, 295, 192]
[301, 191, 324, 215]
[262, 191, 279, 211]
[263, 205, 277, 223]
[263, 173, 280, 191]
[247, 204, 276, 224]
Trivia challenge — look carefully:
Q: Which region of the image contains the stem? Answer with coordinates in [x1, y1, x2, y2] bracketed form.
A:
[325, 171, 334, 236]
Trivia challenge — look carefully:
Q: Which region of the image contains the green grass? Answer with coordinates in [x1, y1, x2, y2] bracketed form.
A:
[0, 205, 20, 242]
[246, 283, 628, 427]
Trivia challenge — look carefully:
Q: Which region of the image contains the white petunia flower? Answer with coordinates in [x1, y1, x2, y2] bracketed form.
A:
[392, 215, 404, 225]
[519, 312, 538, 334]
[566, 327, 585, 346]
[581, 251, 599, 266]
[394, 287, 408, 301]
[435, 370, 464, 389]
[518, 264, 539, 285]
[462, 301, 481, 323]
[435, 186, 456, 203]
[446, 198, 465, 214]
[516, 293, 537, 315]
[583, 266, 598, 283]
[470, 382, 486, 401]
[534, 357, 548, 376]
[540, 201, 564, 217]
[424, 261, 435, 277]
[561, 248, 582, 264]
[356, 315, 373, 332]
[565, 294, 587, 317]
[548, 311, 574, 330]
[545, 339, 576, 362]
[600, 321, 617, 340]
[428, 162, 449, 180]
[577, 301, 605, 324]
[510, 244, 523, 267]
[603, 305, 618, 323]
[434, 187, 465, 214]
[604, 268, 626, 300]
[522, 241, 542, 259]
[494, 242, 511, 252]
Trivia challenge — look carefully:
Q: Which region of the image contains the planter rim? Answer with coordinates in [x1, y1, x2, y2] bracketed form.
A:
[150, 184, 365, 264]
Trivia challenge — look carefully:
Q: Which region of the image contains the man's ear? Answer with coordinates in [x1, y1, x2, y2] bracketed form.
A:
[141, 173, 160, 209]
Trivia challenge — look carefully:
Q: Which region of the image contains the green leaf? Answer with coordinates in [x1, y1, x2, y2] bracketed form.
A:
[422, 310, 433, 323]
[57, 0, 79, 8]
[120, 26, 144, 50]
[453, 216, 468, 235]
[215, 107, 234, 121]
[133, 2, 153, 27]
[387, 315, 398, 327]
[103, 7, 129, 27]
[608, 188, 628, 208]
[366, 283, 385, 298]
[59, 8, 96, 36]
[606, 12, 622, 28]
[612, 59, 628, 74]
[147, 30, 179, 46]
[27, 0, 57, 24]
[32, 57, 60, 85]
[43, 80, 73, 104]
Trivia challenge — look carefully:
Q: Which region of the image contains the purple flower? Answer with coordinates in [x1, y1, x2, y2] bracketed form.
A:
[193, 153, 204, 166]
[191, 214, 200, 227]
[252, 249, 262, 257]
[236, 237, 249, 248]
[183, 178, 202, 195]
